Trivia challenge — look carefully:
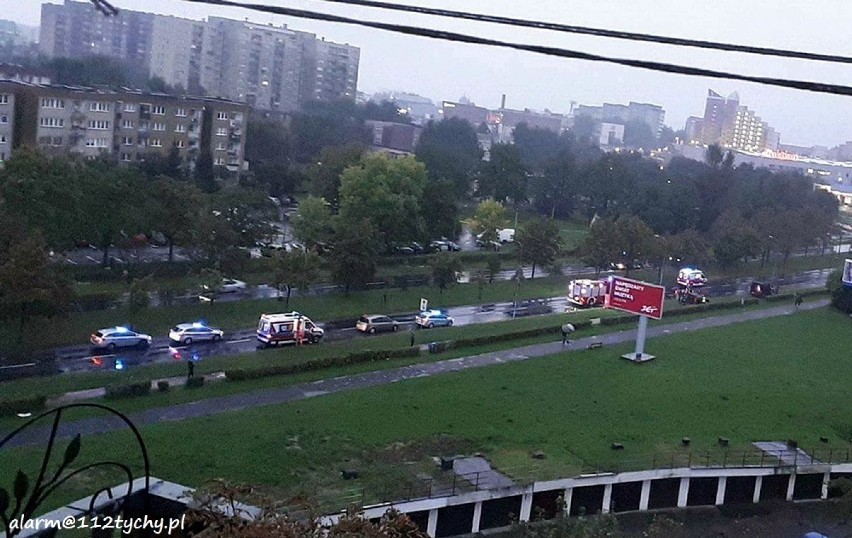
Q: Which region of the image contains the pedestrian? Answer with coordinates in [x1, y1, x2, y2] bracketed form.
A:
[561, 323, 575, 346]
[187, 359, 195, 378]
[409, 330, 415, 348]
[795, 293, 804, 308]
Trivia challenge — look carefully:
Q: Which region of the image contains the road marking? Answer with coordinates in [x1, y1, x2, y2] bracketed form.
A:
[0, 362, 36, 370]
[227, 338, 253, 344]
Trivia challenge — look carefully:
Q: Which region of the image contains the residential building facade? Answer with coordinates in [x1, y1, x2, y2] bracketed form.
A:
[0, 81, 247, 172]
[695, 89, 778, 152]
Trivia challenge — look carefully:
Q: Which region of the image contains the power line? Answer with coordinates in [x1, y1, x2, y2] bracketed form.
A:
[180, 0, 852, 98]
[89, 0, 119, 16]
[305, 0, 852, 66]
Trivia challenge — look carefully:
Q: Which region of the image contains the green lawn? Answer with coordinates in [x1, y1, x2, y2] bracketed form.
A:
[1, 303, 847, 515]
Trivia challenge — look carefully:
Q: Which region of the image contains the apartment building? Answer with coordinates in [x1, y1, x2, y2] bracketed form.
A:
[39, 1, 361, 110]
[0, 81, 20, 162]
[0, 81, 247, 172]
[695, 90, 777, 152]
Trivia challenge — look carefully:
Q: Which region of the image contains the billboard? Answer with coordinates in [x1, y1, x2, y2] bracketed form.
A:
[604, 276, 666, 320]
[844, 259, 852, 287]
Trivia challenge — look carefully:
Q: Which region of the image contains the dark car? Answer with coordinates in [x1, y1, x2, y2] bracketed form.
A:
[674, 288, 709, 305]
[394, 246, 415, 255]
[749, 281, 776, 298]
[356, 314, 399, 334]
[505, 299, 553, 317]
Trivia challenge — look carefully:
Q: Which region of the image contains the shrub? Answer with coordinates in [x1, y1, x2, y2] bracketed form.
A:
[157, 380, 170, 392]
[0, 396, 47, 417]
[73, 292, 120, 312]
[225, 347, 421, 381]
[185, 376, 205, 389]
[104, 380, 151, 399]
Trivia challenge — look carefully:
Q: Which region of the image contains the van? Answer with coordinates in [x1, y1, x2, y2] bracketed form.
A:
[498, 228, 515, 243]
[256, 311, 324, 347]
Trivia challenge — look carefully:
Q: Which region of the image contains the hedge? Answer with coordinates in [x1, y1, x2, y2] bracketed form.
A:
[157, 380, 170, 392]
[104, 380, 152, 399]
[0, 396, 48, 417]
[225, 346, 421, 381]
[185, 376, 205, 388]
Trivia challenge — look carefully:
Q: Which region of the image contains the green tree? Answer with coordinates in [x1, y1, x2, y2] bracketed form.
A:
[486, 256, 502, 283]
[197, 267, 223, 303]
[613, 215, 655, 277]
[271, 250, 322, 310]
[328, 218, 379, 294]
[415, 117, 483, 196]
[195, 149, 218, 193]
[430, 254, 463, 294]
[148, 177, 204, 262]
[477, 143, 528, 203]
[577, 218, 619, 276]
[291, 196, 333, 250]
[0, 219, 73, 339]
[531, 148, 578, 219]
[128, 275, 153, 312]
[305, 144, 364, 209]
[338, 154, 427, 251]
[516, 218, 563, 278]
[512, 123, 565, 171]
[470, 199, 508, 245]
[421, 179, 459, 239]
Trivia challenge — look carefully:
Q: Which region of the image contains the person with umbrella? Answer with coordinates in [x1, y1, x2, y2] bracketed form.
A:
[561, 323, 575, 346]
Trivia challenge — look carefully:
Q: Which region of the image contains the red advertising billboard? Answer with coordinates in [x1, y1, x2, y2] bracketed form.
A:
[604, 276, 666, 320]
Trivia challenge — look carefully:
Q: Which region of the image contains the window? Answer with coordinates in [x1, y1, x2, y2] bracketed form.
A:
[215, 157, 226, 165]
[0, 95, 8, 104]
[216, 111, 229, 120]
[216, 142, 226, 151]
[0, 114, 7, 124]
[120, 152, 133, 162]
[85, 138, 108, 148]
[138, 120, 150, 130]
[87, 120, 111, 130]
[122, 136, 133, 146]
[175, 107, 187, 117]
[123, 103, 136, 112]
[41, 98, 65, 109]
[215, 127, 227, 136]
[174, 124, 186, 133]
[122, 119, 134, 129]
[152, 122, 166, 131]
[39, 117, 65, 128]
[89, 102, 111, 112]
[152, 105, 165, 115]
[176, 140, 185, 148]
[51, 136, 63, 146]
[150, 138, 162, 147]
[0, 135, 6, 144]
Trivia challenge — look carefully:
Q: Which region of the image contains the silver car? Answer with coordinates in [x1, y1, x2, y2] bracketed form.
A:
[90, 327, 152, 350]
[169, 323, 224, 345]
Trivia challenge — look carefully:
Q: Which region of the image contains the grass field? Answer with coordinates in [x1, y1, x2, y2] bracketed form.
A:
[1, 304, 848, 515]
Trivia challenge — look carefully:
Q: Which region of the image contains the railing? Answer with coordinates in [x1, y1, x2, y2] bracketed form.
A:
[0, 404, 151, 537]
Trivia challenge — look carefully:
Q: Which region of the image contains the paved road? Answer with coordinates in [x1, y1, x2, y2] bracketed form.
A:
[40, 268, 831, 376]
[1, 299, 828, 449]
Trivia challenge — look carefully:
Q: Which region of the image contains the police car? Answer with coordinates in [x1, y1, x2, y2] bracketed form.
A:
[90, 327, 152, 350]
[169, 322, 224, 345]
[415, 310, 454, 329]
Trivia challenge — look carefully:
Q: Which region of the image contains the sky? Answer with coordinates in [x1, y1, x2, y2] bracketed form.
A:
[5, 0, 852, 147]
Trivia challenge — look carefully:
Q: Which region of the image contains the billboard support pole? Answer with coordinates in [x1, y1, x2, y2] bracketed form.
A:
[622, 315, 655, 363]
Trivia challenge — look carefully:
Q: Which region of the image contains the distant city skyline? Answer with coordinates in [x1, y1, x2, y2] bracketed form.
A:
[5, 0, 852, 147]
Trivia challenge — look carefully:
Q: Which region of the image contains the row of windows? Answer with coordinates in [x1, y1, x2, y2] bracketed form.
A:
[41, 98, 65, 109]
[40, 117, 65, 128]
[0, 95, 8, 104]
[90, 102, 111, 112]
[88, 120, 111, 130]
[85, 138, 109, 148]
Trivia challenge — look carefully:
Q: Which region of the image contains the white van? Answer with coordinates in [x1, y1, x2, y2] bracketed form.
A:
[256, 311, 324, 347]
[498, 228, 515, 243]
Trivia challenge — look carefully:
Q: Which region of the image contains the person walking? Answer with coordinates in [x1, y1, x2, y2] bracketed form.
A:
[561, 323, 575, 346]
[187, 359, 195, 378]
[794, 293, 804, 308]
[409, 330, 416, 348]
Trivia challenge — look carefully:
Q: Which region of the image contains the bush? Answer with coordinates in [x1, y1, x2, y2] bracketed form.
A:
[185, 376, 205, 389]
[0, 396, 48, 417]
[157, 380, 170, 392]
[73, 292, 121, 312]
[104, 380, 151, 399]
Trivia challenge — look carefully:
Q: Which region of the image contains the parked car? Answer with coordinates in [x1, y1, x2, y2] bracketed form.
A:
[749, 281, 776, 298]
[90, 327, 152, 350]
[394, 246, 415, 255]
[220, 278, 247, 293]
[356, 314, 399, 334]
[430, 240, 461, 252]
[415, 310, 454, 328]
[169, 322, 224, 345]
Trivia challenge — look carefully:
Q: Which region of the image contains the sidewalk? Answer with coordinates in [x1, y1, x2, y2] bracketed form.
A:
[4, 299, 828, 448]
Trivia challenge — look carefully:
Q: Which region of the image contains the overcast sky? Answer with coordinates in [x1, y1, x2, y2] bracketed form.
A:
[6, 0, 852, 147]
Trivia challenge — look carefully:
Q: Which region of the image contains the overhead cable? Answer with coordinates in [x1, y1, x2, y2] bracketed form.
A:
[306, 0, 852, 66]
[180, 0, 852, 98]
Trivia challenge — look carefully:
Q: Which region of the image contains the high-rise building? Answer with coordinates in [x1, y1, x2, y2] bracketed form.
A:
[38, 1, 360, 110]
[574, 101, 665, 137]
[697, 89, 777, 152]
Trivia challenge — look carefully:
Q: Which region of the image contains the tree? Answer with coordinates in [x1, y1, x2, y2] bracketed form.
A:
[613, 215, 655, 276]
[569, 114, 597, 142]
[430, 254, 463, 293]
[469, 199, 508, 244]
[305, 144, 364, 209]
[328, 218, 379, 294]
[576, 218, 619, 276]
[289, 101, 370, 164]
[148, 177, 204, 261]
[128, 275, 153, 312]
[516, 218, 563, 278]
[271, 250, 322, 310]
[486, 256, 502, 284]
[195, 149, 218, 193]
[530, 148, 578, 219]
[421, 179, 459, 239]
[0, 221, 73, 340]
[338, 154, 427, 251]
[291, 196, 333, 249]
[512, 123, 564, 171]
[415, 117, 482, 196]
[196, 267, 223, 303]
[477, 143, 527, 203]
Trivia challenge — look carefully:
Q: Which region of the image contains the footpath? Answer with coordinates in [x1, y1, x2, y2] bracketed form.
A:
[2, 299, 828, 448]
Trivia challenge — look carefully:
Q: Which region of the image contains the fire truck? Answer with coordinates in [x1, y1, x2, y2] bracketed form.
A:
[567, 279, 607, 308]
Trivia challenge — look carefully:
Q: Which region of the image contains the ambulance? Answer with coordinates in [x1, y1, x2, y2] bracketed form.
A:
[256, 311, 324, 347]
[676, 268, 708, 288]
